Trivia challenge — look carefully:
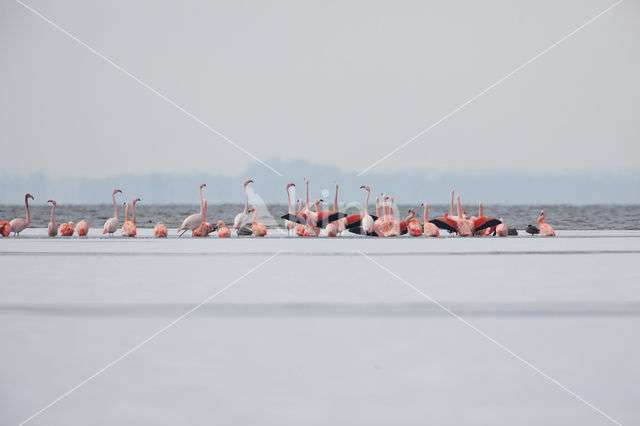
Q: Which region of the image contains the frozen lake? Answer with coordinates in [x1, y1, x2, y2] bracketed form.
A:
[1, 230, 639, 425]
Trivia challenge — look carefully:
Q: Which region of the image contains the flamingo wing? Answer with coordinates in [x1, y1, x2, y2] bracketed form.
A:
[315, 212, 347, 228]
[430, 217, 458, 233]
[280, 213, 307, 225]
[473, 217, 501, 232]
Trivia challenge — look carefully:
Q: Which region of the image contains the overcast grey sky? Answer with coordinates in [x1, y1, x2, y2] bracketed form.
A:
[1, 0, 639, 181]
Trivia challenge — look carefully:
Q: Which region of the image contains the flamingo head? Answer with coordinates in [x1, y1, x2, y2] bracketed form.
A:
[26, 193, 34, 200]
[200, 183, 206, 189]
[540, 210, 545, 218]
[113, 189, 122, 195]
[304, 177, 309, 183]
[286, 183, 295, 189]
[244, 179, 253, 186]
[47, 199, 56, 206]
[249, 205, 256, 212]
[133, 198, 141, 204]
[216, 220, 226, 228]
[360, 185, 370, 193]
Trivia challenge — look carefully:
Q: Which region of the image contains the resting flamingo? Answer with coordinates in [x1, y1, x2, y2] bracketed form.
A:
[405, 209, 422, 236]
[234, 179, 253, 235]
[495, 218, 509, 237]
[47, 200, 57, 237]
[103, 189, 122, 236]
[422, 203, 439, 237]
[178, 183, 206, 236]
[216, 220, 230, 238]
[59, 221, 75, 237]
[154, 221, 168, 238]
[76, 220, 89, 237]
[9, 193, 34, 236]
[249, 205, 267, 237]
[538, 210, 556, 237]
[193, 199, 212, 237]
[284, 183, 295, 236]
[0, 221, 10, 237]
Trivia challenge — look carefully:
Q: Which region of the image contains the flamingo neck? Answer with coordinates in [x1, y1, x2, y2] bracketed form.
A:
[305, 181, 310, 212]
[364, 189, 370, 215]
[457, 197, 462, 219]
[199, 186, 204, 212]
[113, 193, 118, 219]
[124, 203, 129, 222]
[202, 201, 207, 224]
[252, 208, 257, 225]
[132, 201, 137, 225]
[287, 187, 292, 213]
[50, 204, 55, 225]
[333, 184, 338, 212]
[375, 197, 380, 218]
[423, 204, 428, 222]
[383, 198, 388, 220]
[25, 196, 30, 224]
[243, 186, 249, 214]
[450, 190, 455, 217]
[479, 201, 483, 217]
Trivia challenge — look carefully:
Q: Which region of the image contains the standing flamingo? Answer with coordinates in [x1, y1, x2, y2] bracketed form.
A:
[193, 199, 212, 237]
[234, 179, 253, 235]
[178, 183, 206, 236]
[284, 183, 295, 236]
[122, 198, 140, 237]
[342, 185, 376, 235]
[47, 200, 57, 237]
[249, 205, 267, 237]
[216, 220, 230, 238]
[9, 193, 34, 236]
[294, 198, 306, 237]
[422, 203, 440, 237]
[103, 189, 122, 236]
[154, 221, 168, 238]
[538, 210, 556, 237]
[75, 220, 89, 237]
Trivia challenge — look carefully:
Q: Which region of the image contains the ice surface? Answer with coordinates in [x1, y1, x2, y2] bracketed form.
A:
[1, 230, 639, 425]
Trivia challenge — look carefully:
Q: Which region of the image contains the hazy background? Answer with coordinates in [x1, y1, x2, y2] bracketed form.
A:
[1, 0, 639, 203]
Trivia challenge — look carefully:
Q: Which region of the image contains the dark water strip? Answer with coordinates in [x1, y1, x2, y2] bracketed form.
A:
[2, 250, 640, 257]
[2, 302, 640, 318]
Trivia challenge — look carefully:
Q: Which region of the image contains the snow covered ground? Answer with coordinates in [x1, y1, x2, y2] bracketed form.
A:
[1, 229, 639, 425]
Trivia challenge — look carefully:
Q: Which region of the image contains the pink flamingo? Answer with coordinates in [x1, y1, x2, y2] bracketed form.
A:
[9, 193, 34, 236]
[178, 183, 206, 236]
[372, 196, 383, 236]
[122, 198, 140, 237]
[75, 220, 89, 237]
[284, 183, 295, 236]
[193, 199, 211, 237]
[60, 221, 75, 237]
[430, 192, 499, 237]
[234, 179, 254, 235]
[0, 221, 10, 237]
[103, 189, 122, 236]
[380, 195, 400, 237]
[249, 205, 267, 237]
[405, 209, 422, 236]
[216, 220, 230, 238]
[496, 218, 509, 237]
[538, 210, 556, 237]
[294, 198, 306, 237]
[154, 221, 168, 238]
[422, 203, 440, 237]
[47, 200, 57, 237]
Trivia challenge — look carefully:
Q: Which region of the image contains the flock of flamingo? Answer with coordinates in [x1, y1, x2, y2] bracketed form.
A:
[0, 179, 556, 238]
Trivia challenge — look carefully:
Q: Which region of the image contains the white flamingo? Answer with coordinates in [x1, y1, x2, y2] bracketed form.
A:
[178, 183, 206, 237]
[10, 193, 34, 236]
[233, 179, 253, 235]
[102, 189, 122, 236]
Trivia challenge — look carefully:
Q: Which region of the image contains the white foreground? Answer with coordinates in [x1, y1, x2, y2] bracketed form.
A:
[1, 229, 639, 425]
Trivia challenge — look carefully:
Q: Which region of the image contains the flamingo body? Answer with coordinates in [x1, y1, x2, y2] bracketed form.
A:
[76, 220, 89, 237]
[154, 221, 168, 238]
